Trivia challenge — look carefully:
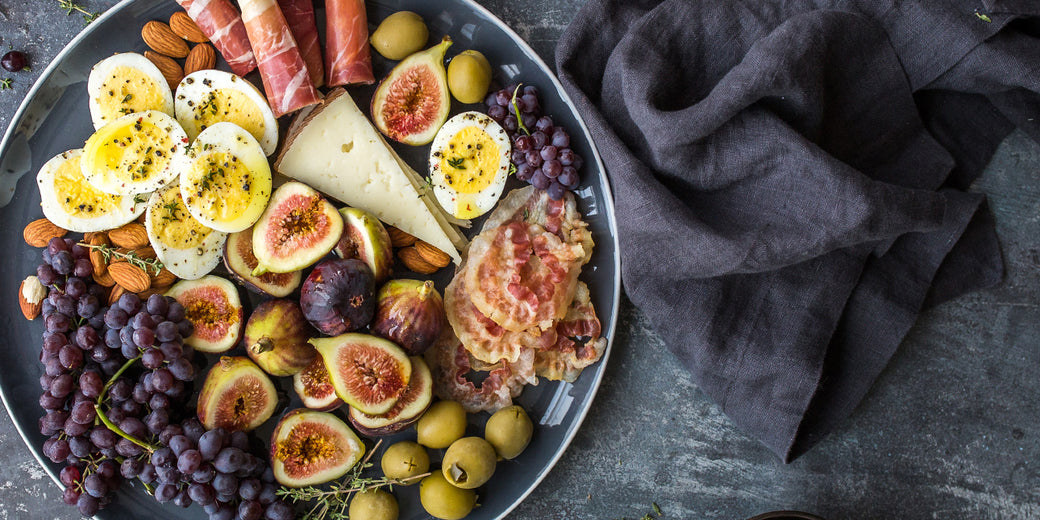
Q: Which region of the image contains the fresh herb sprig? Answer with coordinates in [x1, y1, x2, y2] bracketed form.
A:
[447, 156, 466, 169]
[57, 0, 99, 23]
[0, 78, 11, 90]
[277, 439, 431, 520]
[77, 242, 165, 275]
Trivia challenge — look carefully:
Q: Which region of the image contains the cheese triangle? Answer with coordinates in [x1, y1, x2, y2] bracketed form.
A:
[275, 88, 465, 264]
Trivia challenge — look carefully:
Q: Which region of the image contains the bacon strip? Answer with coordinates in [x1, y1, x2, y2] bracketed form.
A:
[239, 0, 321, 117]
[176, 0, 257, 77]
[324, 0, 375, 86]
[276, 0, 324, 87]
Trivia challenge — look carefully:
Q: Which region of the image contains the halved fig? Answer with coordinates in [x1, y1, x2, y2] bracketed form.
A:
[270, 408, 365, 487]
[293, 355, 343, 411]
[197, 356, 278, 432]
[252, 181, 343, 275]
[310, 333, 411, 416]
[349, 356, 433, 436]
[371, 36, 452, 145]
[245, 299, 317, 377]
[165, 275, 243, 353]
[371, 279, 444, 355]
[224, 226, 302, 297]
[300, 258, 376, 335]
[333, 207, 394, 284]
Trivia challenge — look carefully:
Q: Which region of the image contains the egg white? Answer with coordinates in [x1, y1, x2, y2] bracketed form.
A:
[37, 149, 146, 232]
[145, 182, 228, 280]
[81, 110, 189, 196]
[87, 52, 175, 129]
[429, 111, 512, 220]
[174, 70, 279, 156]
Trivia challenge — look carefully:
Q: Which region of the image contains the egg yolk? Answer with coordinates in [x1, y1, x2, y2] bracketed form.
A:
[96, 66, 167, 124]
[54, 154, 121, 217]
[89, 117, 175, 185]
[190, 89, 266, 144]
[439, 126, 501, 194]
[151, 190, 212, 249]
[184, 151, 256, 224]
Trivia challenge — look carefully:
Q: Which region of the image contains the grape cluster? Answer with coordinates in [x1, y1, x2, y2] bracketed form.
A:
[485, 84, 585, 200]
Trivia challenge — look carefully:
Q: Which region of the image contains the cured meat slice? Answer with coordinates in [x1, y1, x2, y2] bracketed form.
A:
[482, 185, 594, 264]
[426, 329, 536, 413]
[176, 0, 258, 76]
[239, 0, 321, 117]
[465, 221, 586, 332]
[277, 0, 324, 87]
[324, 0, 375, 86]
[533, 282, 607, 382]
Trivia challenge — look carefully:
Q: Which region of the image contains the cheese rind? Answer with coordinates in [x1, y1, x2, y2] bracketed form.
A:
[275, 89, 464, 264]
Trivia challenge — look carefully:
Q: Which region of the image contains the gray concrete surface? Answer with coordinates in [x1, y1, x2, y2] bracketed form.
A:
[2, 1, 1039, 519]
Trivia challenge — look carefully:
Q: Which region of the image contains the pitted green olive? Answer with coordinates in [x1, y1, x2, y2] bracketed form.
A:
[441, 436, 497, 489]
[484, 404, 533, 459]
[420, 472, 477, 520]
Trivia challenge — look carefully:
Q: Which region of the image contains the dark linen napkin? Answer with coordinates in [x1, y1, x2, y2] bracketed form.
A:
[556, 0, 1040, 461]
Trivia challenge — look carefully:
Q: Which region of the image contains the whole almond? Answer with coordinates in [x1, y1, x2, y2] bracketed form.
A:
[386, 226, 417, 248]
[109, 222, 149, 249]
[142, 21, 190, 58]
[151, 268, 177, 289]
[169, 12, 208, 43]
[398, 246, 439, 274]
[109, 262, 151, 293]
[108, 284, 126, 306]
[414, 241, 451, 268]
[19, 276, 46, 320]
[133, 247, 157, 262]
[93, 270, 116, 288]
[184, 43, 216, 75]
[89, 233, 110, 277]
[23, 218, 68, 247]
[145, 51, 183, 88]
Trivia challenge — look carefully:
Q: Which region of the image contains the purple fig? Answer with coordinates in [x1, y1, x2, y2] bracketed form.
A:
[371, 279, 444, 355]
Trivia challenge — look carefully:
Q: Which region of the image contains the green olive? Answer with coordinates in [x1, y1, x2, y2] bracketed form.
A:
[370, 11, 429, 60]
[441, 436, 497, 489]
[380, 441, 430, 484]
[484, 404, 533, 460]
[348, 489, 399, 520]
[420, 472, 477, 520]
[447, 50, 492, 104]
[416, 400, 467, 449]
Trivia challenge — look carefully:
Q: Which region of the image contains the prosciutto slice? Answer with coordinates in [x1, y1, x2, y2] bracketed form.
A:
[176, 0, 257, 76]
[239, 0, 321, 117]
[324, 0, 375, 86]
[426, 330, 536, 413]
[276, 0, 324, 87]
[533, 282, 607, 382]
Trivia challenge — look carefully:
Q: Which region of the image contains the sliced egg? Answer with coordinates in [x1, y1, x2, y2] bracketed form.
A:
[178, 122, 272, 233]
[37, 149, 147, 232]
[429, 111, 511, 219]
[145, 182, 227, 280]
[81, 110, 189, 196]
[175, 70, 279, 156]
[87, 52, 175, 129]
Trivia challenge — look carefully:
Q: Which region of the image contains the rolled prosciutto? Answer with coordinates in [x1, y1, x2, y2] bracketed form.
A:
[176, 0, 257, 76]
[239, 0, 321, 117]
[277, 0, 324, 87]
[324, 0, 375, 86]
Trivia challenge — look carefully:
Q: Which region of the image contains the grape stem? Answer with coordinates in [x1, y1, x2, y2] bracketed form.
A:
[96, 355, 140, 406]
[511, 84, 531, 136]
[93, 354, 159, 454]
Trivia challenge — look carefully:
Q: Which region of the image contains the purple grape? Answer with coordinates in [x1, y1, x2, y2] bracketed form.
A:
[193, 463, 216, 484]
[521, 112, 537, 130]
[90, 427, 118, 449]
[523, 84, 540, 98]
[495, 89, 511, 107]
[104, 307, 129, 328]
[152, 368, 174, 392]
[544, 159, 562, 179]
[65, 277, 86, 298]
[213, 447, 246, 473]
[547, 180, 567, 200]
[141, 346, 163, 367]
[484, 91, 498, 107]
[511, 148, 526, 164]
[83, 473, 108, 498]
[146, 293, 169, 315]
[59, 465, 81, 487]
[68, 435, 92, 458]
[169, 435, 192, 456]
[117, 293, 141, 315]
[531, 131, 548, 149]
[169, 357, 194, 381]
[488, 104, 507, 122]
[176, 319, 194, 338]
[105, 328, 121, 349]
[535, 116, 554, 134]
[47, 237, 69, 256]
[238, 478, 262, 500]
[73, 258, 92, 278]
[58, 344, 83, 369]
[559, 166, 580, 188]
[521, 93, 539, 114]
[265, 501, 295, 520]
[119, 417, 147, 440]
[77, 493, 100, 516]
[531, 169, 550, 190]
[167, 301, 186, 322]
[131, 312, 155, 330]
[552, 129, 570, 148]
[558, 148, 576, 165]
[238, 500, 262, 520]
[503, 114, 518, 132]
[213, 472, 239, 495]
[173, 489, 192, 508]
[145, 409, 170, 435]
[36, 264, 58, 286]
[77, 295, 100, 318]
[189, 482, 217, 506]
[155, 321, 178, 342]
[525, 150, 543, 168]
[571, 153, 584, 170]
[515, 135, 532, 151]
[540, 145, 558, 161]
[154, 482, 177, 503]
[52, 251, 74, 275]
[516, 163, 534, 182]
[121, 457, 144, 479]
[178, 449, 203, 474]
[79, 370, 103, 398]
[1, 50, 28, 72]
[39, 393, 65, 411]
[75, 325, 100, 350]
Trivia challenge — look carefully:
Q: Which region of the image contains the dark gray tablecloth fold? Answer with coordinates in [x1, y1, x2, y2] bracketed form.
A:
[556, 0, 1039, 460]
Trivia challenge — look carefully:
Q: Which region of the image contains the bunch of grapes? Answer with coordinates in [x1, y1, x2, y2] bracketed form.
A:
[485, 84, 585, 200]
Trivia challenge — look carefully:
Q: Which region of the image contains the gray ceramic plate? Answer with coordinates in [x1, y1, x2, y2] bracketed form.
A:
[0, 1, 619, 518]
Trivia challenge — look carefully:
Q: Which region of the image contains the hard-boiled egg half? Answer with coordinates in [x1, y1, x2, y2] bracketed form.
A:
[81, 110, 188, 196]
[175, 70, 278, 156]
[178, 122, 272, 233]
[429, 111, 511, 219]
[37, 149, 146, 232]
[87, 52, 175, 129]
[145, 182, 227, 280]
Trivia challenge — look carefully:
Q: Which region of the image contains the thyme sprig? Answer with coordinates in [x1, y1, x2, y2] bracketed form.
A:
[57, 0, 99, 23]
[77, 242, 165, 275]
[0, 78, 11, 90]
[277, 440, 431, 520]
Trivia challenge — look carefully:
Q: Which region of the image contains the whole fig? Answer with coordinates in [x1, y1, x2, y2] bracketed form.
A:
[300, 258, 376, 336]
[371, 279, 444, 355]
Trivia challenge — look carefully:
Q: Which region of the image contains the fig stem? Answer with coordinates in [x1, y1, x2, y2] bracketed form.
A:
[251, 337, 275, 354]
[94, 403, 158, 454]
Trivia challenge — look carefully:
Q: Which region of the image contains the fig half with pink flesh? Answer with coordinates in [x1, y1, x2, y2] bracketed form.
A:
[333, 207, 394, 284]
[197, 356, 278, 432]
[310, 333, 411, 416]
[245, 299, 317, 377]
[300, 258, 376, 335]
[270, 409, 365, 487]
[224, 226, 302, 297]
[251, 181, 343, 275]
[371, 279, 444, 355]
[349, 356, 433, 436]
[164, 275, 243, 353]
[293, 355, 343, 411]
[371, 36, 452, 145]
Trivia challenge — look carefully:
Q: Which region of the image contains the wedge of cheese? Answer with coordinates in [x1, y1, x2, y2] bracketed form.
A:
[275, 88, 466, 264]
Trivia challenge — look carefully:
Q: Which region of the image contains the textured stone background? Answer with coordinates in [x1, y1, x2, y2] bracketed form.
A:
[1, 1, 1039, 519]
